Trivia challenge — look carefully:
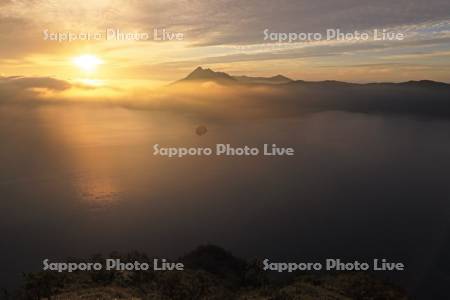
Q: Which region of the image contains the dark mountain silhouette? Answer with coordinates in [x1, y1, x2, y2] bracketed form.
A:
[286, 79, 450, 89]
[181, 66, 236, 83]
[178, 67, 450, 88]
[288, 79, 449, 89]
[234, 74, 293, 84]
[386, 80, 450, 88]
[177, 67, 449, 88]
[289, 79, 358, 88]
[174, 67, 450, 119]
[178, 67, 293, 85]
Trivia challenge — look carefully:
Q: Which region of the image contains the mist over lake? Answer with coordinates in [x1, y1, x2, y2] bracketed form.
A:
[1, 103, 449, 297]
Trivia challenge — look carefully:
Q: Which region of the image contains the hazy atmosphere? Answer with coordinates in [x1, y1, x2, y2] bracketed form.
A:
[1, 1, 450, 299]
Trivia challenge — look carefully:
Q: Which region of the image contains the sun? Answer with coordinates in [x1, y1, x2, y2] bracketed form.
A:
[72, 55, 103, 73]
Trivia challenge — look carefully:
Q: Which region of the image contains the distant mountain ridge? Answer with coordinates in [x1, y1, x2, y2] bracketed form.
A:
[177, 66, 449, 88]
[234, 74, 293, 85]
[184, 66, 236, 82]
[178, 67, 293, 85]
[173, 67, 450, 119]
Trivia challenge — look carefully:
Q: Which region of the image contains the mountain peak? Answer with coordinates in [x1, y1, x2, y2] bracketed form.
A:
[184, 67, 235, 81]
[272, 74, 290, 80]
[178, 67, 295, 85]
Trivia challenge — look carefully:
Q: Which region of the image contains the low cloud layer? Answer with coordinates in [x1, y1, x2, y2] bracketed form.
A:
[1, 75, 450, 121]
[0, 76, 72, 101]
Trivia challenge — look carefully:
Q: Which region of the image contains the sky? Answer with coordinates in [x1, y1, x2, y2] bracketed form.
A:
[0, 0, 449, 84]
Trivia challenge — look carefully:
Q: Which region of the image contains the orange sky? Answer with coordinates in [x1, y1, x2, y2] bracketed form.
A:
[0, 0, 449, 85]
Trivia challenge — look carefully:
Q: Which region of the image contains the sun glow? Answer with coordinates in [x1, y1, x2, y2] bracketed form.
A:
[72, 55, 103, 73]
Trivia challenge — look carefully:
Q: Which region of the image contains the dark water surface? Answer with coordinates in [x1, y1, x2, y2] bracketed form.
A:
[1, 105, 449, 297]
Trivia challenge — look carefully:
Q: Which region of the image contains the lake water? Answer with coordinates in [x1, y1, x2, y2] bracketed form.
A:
[1, 104, 449, 298]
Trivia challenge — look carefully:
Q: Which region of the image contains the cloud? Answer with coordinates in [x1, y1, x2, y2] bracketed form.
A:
[0, 76, 72, 102]
[1, 74, 450, 122]
[0, 0, 449, 84]
[0, 76, 71, 90]
[1, 1, 449, 50]
[0, 73, 288, 121]
[132, 0, 450, 46]
[146, 29, 450, 75]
